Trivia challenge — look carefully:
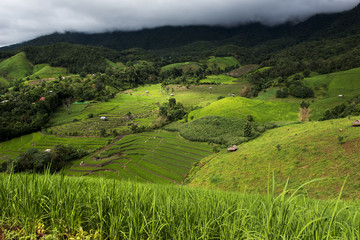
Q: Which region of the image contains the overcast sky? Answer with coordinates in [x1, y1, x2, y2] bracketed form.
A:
[0, 0, 359, 47]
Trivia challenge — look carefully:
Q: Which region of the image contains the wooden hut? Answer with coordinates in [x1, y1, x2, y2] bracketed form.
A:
[352, 119, 360, 127]
[227, 145, 238, 152]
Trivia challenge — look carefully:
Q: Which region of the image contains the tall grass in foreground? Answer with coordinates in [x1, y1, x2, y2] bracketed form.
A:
[1, 173, 360, 239]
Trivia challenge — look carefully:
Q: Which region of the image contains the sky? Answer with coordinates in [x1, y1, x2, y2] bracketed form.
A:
[0, 0, 359, 47]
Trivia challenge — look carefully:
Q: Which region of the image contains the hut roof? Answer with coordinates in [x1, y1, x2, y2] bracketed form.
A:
[353, 119, 360, 126]
[227, 145, 238, 151]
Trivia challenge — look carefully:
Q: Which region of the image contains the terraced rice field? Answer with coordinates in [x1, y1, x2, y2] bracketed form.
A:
[0, 132, 112, 162]
[66, 131, 213, 184]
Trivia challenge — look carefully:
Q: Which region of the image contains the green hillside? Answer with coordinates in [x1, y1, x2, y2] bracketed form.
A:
[303, 67, 360, 97]
[187, 117, 360, 199]
[161, 56, 240, 73]
[206, 56, 240, 71]
[189, 97, 299, 122]
[200, 74, 239, 84]
[0, 77, 9, 88]
[161, 61, 201, 72]
[46, 83, 249, 137]
[303, 67, 360, 119]
[29, 64, 67, 79]
[0, 52, 32, 80]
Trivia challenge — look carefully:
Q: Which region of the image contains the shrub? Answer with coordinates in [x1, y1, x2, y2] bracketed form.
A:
[246, 115, 254, 122]
[276, 88, 289, 98]
[243, 121, 252, 137]
[100, 128, 107, 137]
[88, 113, 94, 118]
[289, 84, 314, 98]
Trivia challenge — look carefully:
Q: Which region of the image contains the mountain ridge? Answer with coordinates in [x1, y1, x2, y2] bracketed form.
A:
[2, 3, 360, 52]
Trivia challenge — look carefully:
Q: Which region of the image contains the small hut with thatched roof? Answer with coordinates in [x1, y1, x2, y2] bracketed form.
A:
[227, 145, 238, 152]
[352, 119, 360, 127]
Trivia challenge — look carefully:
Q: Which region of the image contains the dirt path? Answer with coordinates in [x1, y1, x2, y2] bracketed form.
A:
[90, 135, 126, 159]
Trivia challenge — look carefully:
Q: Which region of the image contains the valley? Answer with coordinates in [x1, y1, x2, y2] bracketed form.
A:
[1, 3, 360, 238]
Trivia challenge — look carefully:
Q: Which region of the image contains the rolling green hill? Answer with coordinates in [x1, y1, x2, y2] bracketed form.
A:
[205, 56, 240, 71]
[303, 67, 360, 119]
[0, 52, 32, 81]
[29, 64, 67, 79]
[187, 116, 360, 199]
[161, 61, 202, 73]
[188, 96, 299, 122]
[161, 56, 240, 74]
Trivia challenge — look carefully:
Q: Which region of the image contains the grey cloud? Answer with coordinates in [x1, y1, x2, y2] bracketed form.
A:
[0, 0, 359, 46]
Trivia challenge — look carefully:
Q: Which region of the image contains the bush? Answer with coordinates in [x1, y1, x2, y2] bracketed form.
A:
[276, 88, 289, 98]
[289, 84, 314, 98]
[100, 128, 107, 137]
[88, 113, 94, 118]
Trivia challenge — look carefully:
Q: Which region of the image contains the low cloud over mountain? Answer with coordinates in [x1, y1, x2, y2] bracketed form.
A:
[0, 0, 358, 46]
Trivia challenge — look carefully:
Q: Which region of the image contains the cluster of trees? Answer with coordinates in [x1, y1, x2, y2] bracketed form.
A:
[246, 68, 314, 99]
[23, 43, 121, 74]
[159, 98, 187, 122]
[0, 144, 87, 173]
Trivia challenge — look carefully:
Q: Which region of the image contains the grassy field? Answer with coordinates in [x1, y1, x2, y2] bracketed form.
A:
[47, 88, 162, 136]
[66, 131, 212, 184]
[187, 116, 360, 199]
[199, 74, 239, 84]
[188, 96, 300, 122]
[0, 77, 9, 88]
[1, 173, 360, 239]
[161, 56, 240, 73]
[303, 67, 360, 98]
[161, 62, 201, 72]
[205, 56, 240, 71]
[0, 52, 32, 80]
[48, 102, 90, 126]
[46, 83, 249, 136]
[0, 132, 112, 162]
[302, 67, 360, 120]
[165, 116, 275, 146]
[29, 64, 67, 79]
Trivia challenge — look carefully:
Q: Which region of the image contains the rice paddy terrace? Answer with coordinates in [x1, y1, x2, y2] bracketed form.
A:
[66, 131, 213, 184]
